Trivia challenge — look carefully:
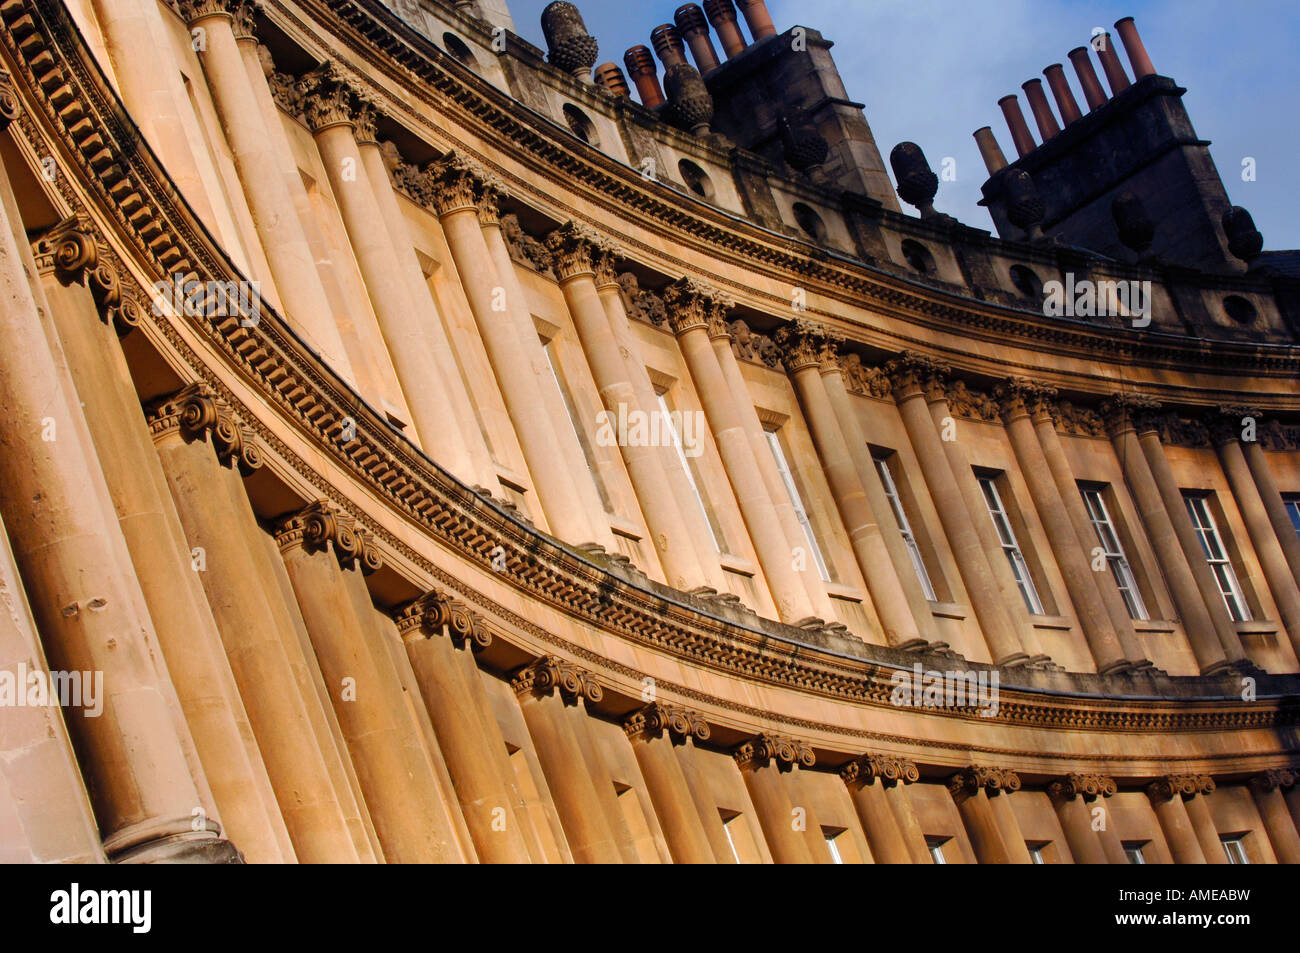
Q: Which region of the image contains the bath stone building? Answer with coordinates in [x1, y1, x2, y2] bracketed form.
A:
[0, 0, 1298, 865]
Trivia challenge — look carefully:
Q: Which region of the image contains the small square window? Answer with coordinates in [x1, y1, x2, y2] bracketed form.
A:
[1122, 840, 1147, 865]
[1221, 835, 1249, 865]
[925, 835, 948, 865]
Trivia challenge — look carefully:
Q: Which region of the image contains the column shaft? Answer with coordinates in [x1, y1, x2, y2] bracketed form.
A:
[954, 790, 1013, 863]
[1149, 794, 1208, 864]
[627, 733, 716, 863]
[1241, 441, 1300, 587]
[1182, 793, 1228, 864]
[988, 792, 1034, 863]
[1250, 782, 1300, 864]
[673, 740, 737, 862]
[1051, 795, 1109, 864]
[738, 765, 813, 863]
[883, 784, 933, 864]
[846, 780, 912, 863]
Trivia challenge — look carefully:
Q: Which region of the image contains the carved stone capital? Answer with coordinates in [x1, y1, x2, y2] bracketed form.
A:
[1247, 768, 1297, 795]
[545, 221, 615, 283]
[947, 765, 1020, 803]
[622, 702, 710, 744]
[840, 753, 920, 789]
[0, 68, 22, 133]
[352, 100, 379, 145]
[1046, 773, 1117, 803]
[1206, 406, 1263, 447]
[424, 151, 494, 217]
[296, 63, 363, 133]
[178, 0, 243, 24]
[662, 276, 732, 337]
[511, 656, 602, 706]
[1101, 393, 1162, 437]
[995, 377, 1058, 423]
[274, 500, 382, 573]
[884, 352, 951, 402]
[1146, 773, 1214, 803]
[31, 218, 143, 336]
[146, 383, 262, 473]
[394, 589, 489, 650]
[732, 733, 815, 772]
[773, 318, 842, 374]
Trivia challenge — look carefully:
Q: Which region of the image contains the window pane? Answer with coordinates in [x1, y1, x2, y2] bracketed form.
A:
[980, 476, 1043, 614]
[766, 430, 830, 582]
[659, 393, 723, 553]
[876, 457, 937, 601]
[1082, 488, 1148, 620]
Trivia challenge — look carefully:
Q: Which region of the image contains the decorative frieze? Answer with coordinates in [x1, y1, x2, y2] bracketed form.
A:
[622, 701, 710, 744]
[1046, 772, 1118, 802]
[501, 214, 554, 275]
[839, 352, 893, 399]
[728, 318, 783, 369]
[394, 589, 490, 650]
[617, 273, 668, 327]
[511, 656, 603, 705]
[146, 383, 263, 474]
[840, 753, 920, 788]
[732, 733, 815, 772]
[274, 500, 383, 573]
[945, 378, 1000, 422]
[1049, 399, 1107, 438]
[1146, 774, 1215, 803]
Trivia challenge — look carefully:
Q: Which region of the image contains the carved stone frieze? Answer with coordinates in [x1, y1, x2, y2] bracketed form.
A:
[616, 273, 667, 327]
[501, 214, 554, 275]
[727, 318, 783, 369]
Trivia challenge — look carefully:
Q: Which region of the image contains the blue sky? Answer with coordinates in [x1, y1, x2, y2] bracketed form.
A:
[503, 0, 1298, 248]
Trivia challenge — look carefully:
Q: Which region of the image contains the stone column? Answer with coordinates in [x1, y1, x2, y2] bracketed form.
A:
[1031, 399, 1150, 668]
[947, 767, 1015, 864]
[149, 387, 362, 863]
[1145, 775, 1211, 864]
[879, 761, 932, 864]
[36, 224, 291, 863]
[622, 703, 717, 864]
[998, 380, 1128, 672]
[985, 769, 1034, 863]
[548, 224, 704, 589]
[1240, 437, 1300, 588]
[731, 734, 816, 863]
[425, 153, 601, 547]
[673, 738, 737, 863]
[512, 657, 623, 863]
[1248, 770, 1300, 864]
[885, 355, 1028, 665]
[778, 322, 925, 646]
[840, 755, 915, 863]
[1104, 397, 1232, 674]
[665, 278, 820, 625]
[180, 0, 354, 381]
[1047, 774, 1120, 864]
[1210, 409, 1300, 656]
[1130, 406, 1247, 666]
[395, 592, 531, 864]
[0, 203, 242, 864]
[274, 502, 466, 863]
[296, 67, 476, 474]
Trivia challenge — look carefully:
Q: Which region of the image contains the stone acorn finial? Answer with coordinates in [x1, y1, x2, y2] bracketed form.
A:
[780, 116, 829, 173]
[664, 62, 714, 136]
[1004, 169, 1045, 242]
[1111, 191, 1155, 257]
[890, 141, 939, 218]
[1222, 206, 1263, 264]
[541, 1, 599, 81]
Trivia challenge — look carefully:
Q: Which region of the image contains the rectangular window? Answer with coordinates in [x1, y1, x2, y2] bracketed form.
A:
[1183, 494, 1251, 622]
[1221, 836, 1249, 865]
[719, 811, 741, 863]
[1028, 842, 1047, 865]
[1122, 841, 1146, 865]
[978, 475, 1044, 614]
[926, 836, 948, 865]
[1284, 495, 1300, 542]
[765, 429, 830, 582]
[823, 828, 844, 864]
[543, 341, 612, 512]
[1081, 487, 1149, 620]
[876, 456, 938, 600]
[659, 392, 724, 553]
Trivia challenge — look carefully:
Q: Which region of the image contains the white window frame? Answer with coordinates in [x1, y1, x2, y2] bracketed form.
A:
[1284, 495, 1300, 543]
[1221, 836, 1249, 865]
[1123, 842, 1146, 865]
[765, 429, 831, 582]
[1081, 487, 1148, 620]
[721, 813, 741, 863]
[876, 456, 937, 601]
[658, 392, 722, 553]
[926, 838, 947, 865]
[1183, 495, 1251, 622]
[978, 475, 1044, 615]
[1028, 843, 1046, 865]
[824, 830, 844, 864]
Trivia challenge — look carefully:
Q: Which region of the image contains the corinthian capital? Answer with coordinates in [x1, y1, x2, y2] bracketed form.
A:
[1146, 773, 1214, 803]
[179, 0, 256, 28]
[146, 383, 263, 473]
[511, 656, 602, 705]
[296, 63, 363, 133]
[884, 351, 951, 402]
[840, 753, 920, 789]
[545, 221, 616, 283]
[274, 500, 382, 572]
[662, 276, 732, 336]
[622, 702, 710, 744]
[424, 150, 495, 217]
[1100, 392, 1162, 437]
[732, 733, 815, 772]
[994, 377, 1058, 423]
[1046, 773, 1117, 803]
[394, 589, 489, 650]
[773, 318, 842, 374]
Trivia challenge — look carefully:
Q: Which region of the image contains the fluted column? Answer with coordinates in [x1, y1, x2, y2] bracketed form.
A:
[1031, 398, 1150, 668]
[512, 657, 623, 863]
[36, 224, 291, 863]
[666, 279, 820, 625]
[623, 703, 717, 863]
[886, 355, 1028, 665]
[1047, 774, 1121, 864]
[395, 592, 531, 863]
[1146, 775, 1212, 864]
[179, 0, 354, 381]
[149, 387, 362, 862]
[947, 767, 1015, 864]
[732, 735, 816, 864]
[1210, 409, 1300, 656]
[1104, 397, 1232, 674]
[1240, 438, 1300, 588]
[0, 185, 235, 862]
[840, 755, 916, 863]
[549, 224, 702, 588]
[1249, 770, 1300, 864]
[778, 322, 925, 645]
[426, 154, 602, 547]
[275, 503, 466, 863]
[998, 380, 1128, 672]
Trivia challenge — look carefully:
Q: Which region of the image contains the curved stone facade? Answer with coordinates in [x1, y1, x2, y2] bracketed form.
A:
[0, 0, 1297, 864]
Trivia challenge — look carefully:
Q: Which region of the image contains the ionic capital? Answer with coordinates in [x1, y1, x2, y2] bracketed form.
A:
[732, 733, 815, 773]
[947, 765, 1021, 803]
[1046, 772, 1117, 803]
[31, 218, 143, 336]
[883, 351, 951, 403]
[394, 589, 489, 650]
[1247, 768, 1297, 795]
[773, 318, 842, 374]
[1146, 773, 1214, 804]
[146, 382, 262, 473]
[662, 276, 732, 337]
[622, 702, 710, 745]
[274, 500, 382, 573]
[511, 656, 602, 706]
[0, 68, 22, 133]
[840, 753, 920, 789]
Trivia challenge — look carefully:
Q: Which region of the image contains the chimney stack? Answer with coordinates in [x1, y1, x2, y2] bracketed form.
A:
[1042, 64, 1083, 125]
[650, 24, 688, 67]
[594, 62, 630, 97]
[973, 126, 1008, 175]
[1067, 46, 1108, 111]
[736, 0, 777, 41]
[1114, 17, 1156, 79]
[675, 5, 721, 74]
[998, 94, 1037, 157]
[1021, 79, 1061, 140]
[623, 46, 665, 108]
[703, 0, 747, 59]
[1093, 32, 1131, 96]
